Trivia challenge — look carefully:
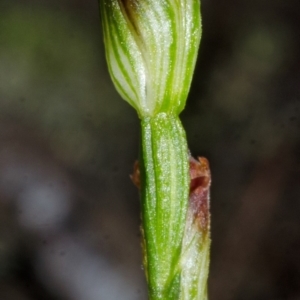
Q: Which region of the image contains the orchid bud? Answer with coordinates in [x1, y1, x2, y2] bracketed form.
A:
[99, 0, 201, 117]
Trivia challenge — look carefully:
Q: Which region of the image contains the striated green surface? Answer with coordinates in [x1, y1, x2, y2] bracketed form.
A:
[140, 113, 189, 299]
[98, 0, 209, 299]
[99, 0, 201, 117]
[180, 209, 210, 299]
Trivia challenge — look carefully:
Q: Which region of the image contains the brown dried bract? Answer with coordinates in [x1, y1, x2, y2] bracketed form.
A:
[189, 155, 211, 232]
[130, 155, 211, 231]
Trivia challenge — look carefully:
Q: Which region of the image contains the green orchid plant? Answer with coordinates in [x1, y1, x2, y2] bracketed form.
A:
[98, 0, 210, 299]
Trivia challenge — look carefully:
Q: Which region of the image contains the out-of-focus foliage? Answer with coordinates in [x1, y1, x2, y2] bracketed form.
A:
[0, 0, 300, 299]
[0, 4, 137, 169]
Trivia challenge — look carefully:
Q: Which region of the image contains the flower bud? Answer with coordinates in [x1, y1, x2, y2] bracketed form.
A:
[99, 0, 201, 117]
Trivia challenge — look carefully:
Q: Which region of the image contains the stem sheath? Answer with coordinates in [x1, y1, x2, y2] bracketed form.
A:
[140, 113, 190, 299]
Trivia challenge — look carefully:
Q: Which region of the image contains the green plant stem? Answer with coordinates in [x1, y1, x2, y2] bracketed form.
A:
[98, 0, 210, 298]
[140, 112, 190, 299]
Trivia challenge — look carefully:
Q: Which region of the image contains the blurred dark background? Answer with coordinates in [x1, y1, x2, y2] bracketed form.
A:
[0, 0, 299, 299]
